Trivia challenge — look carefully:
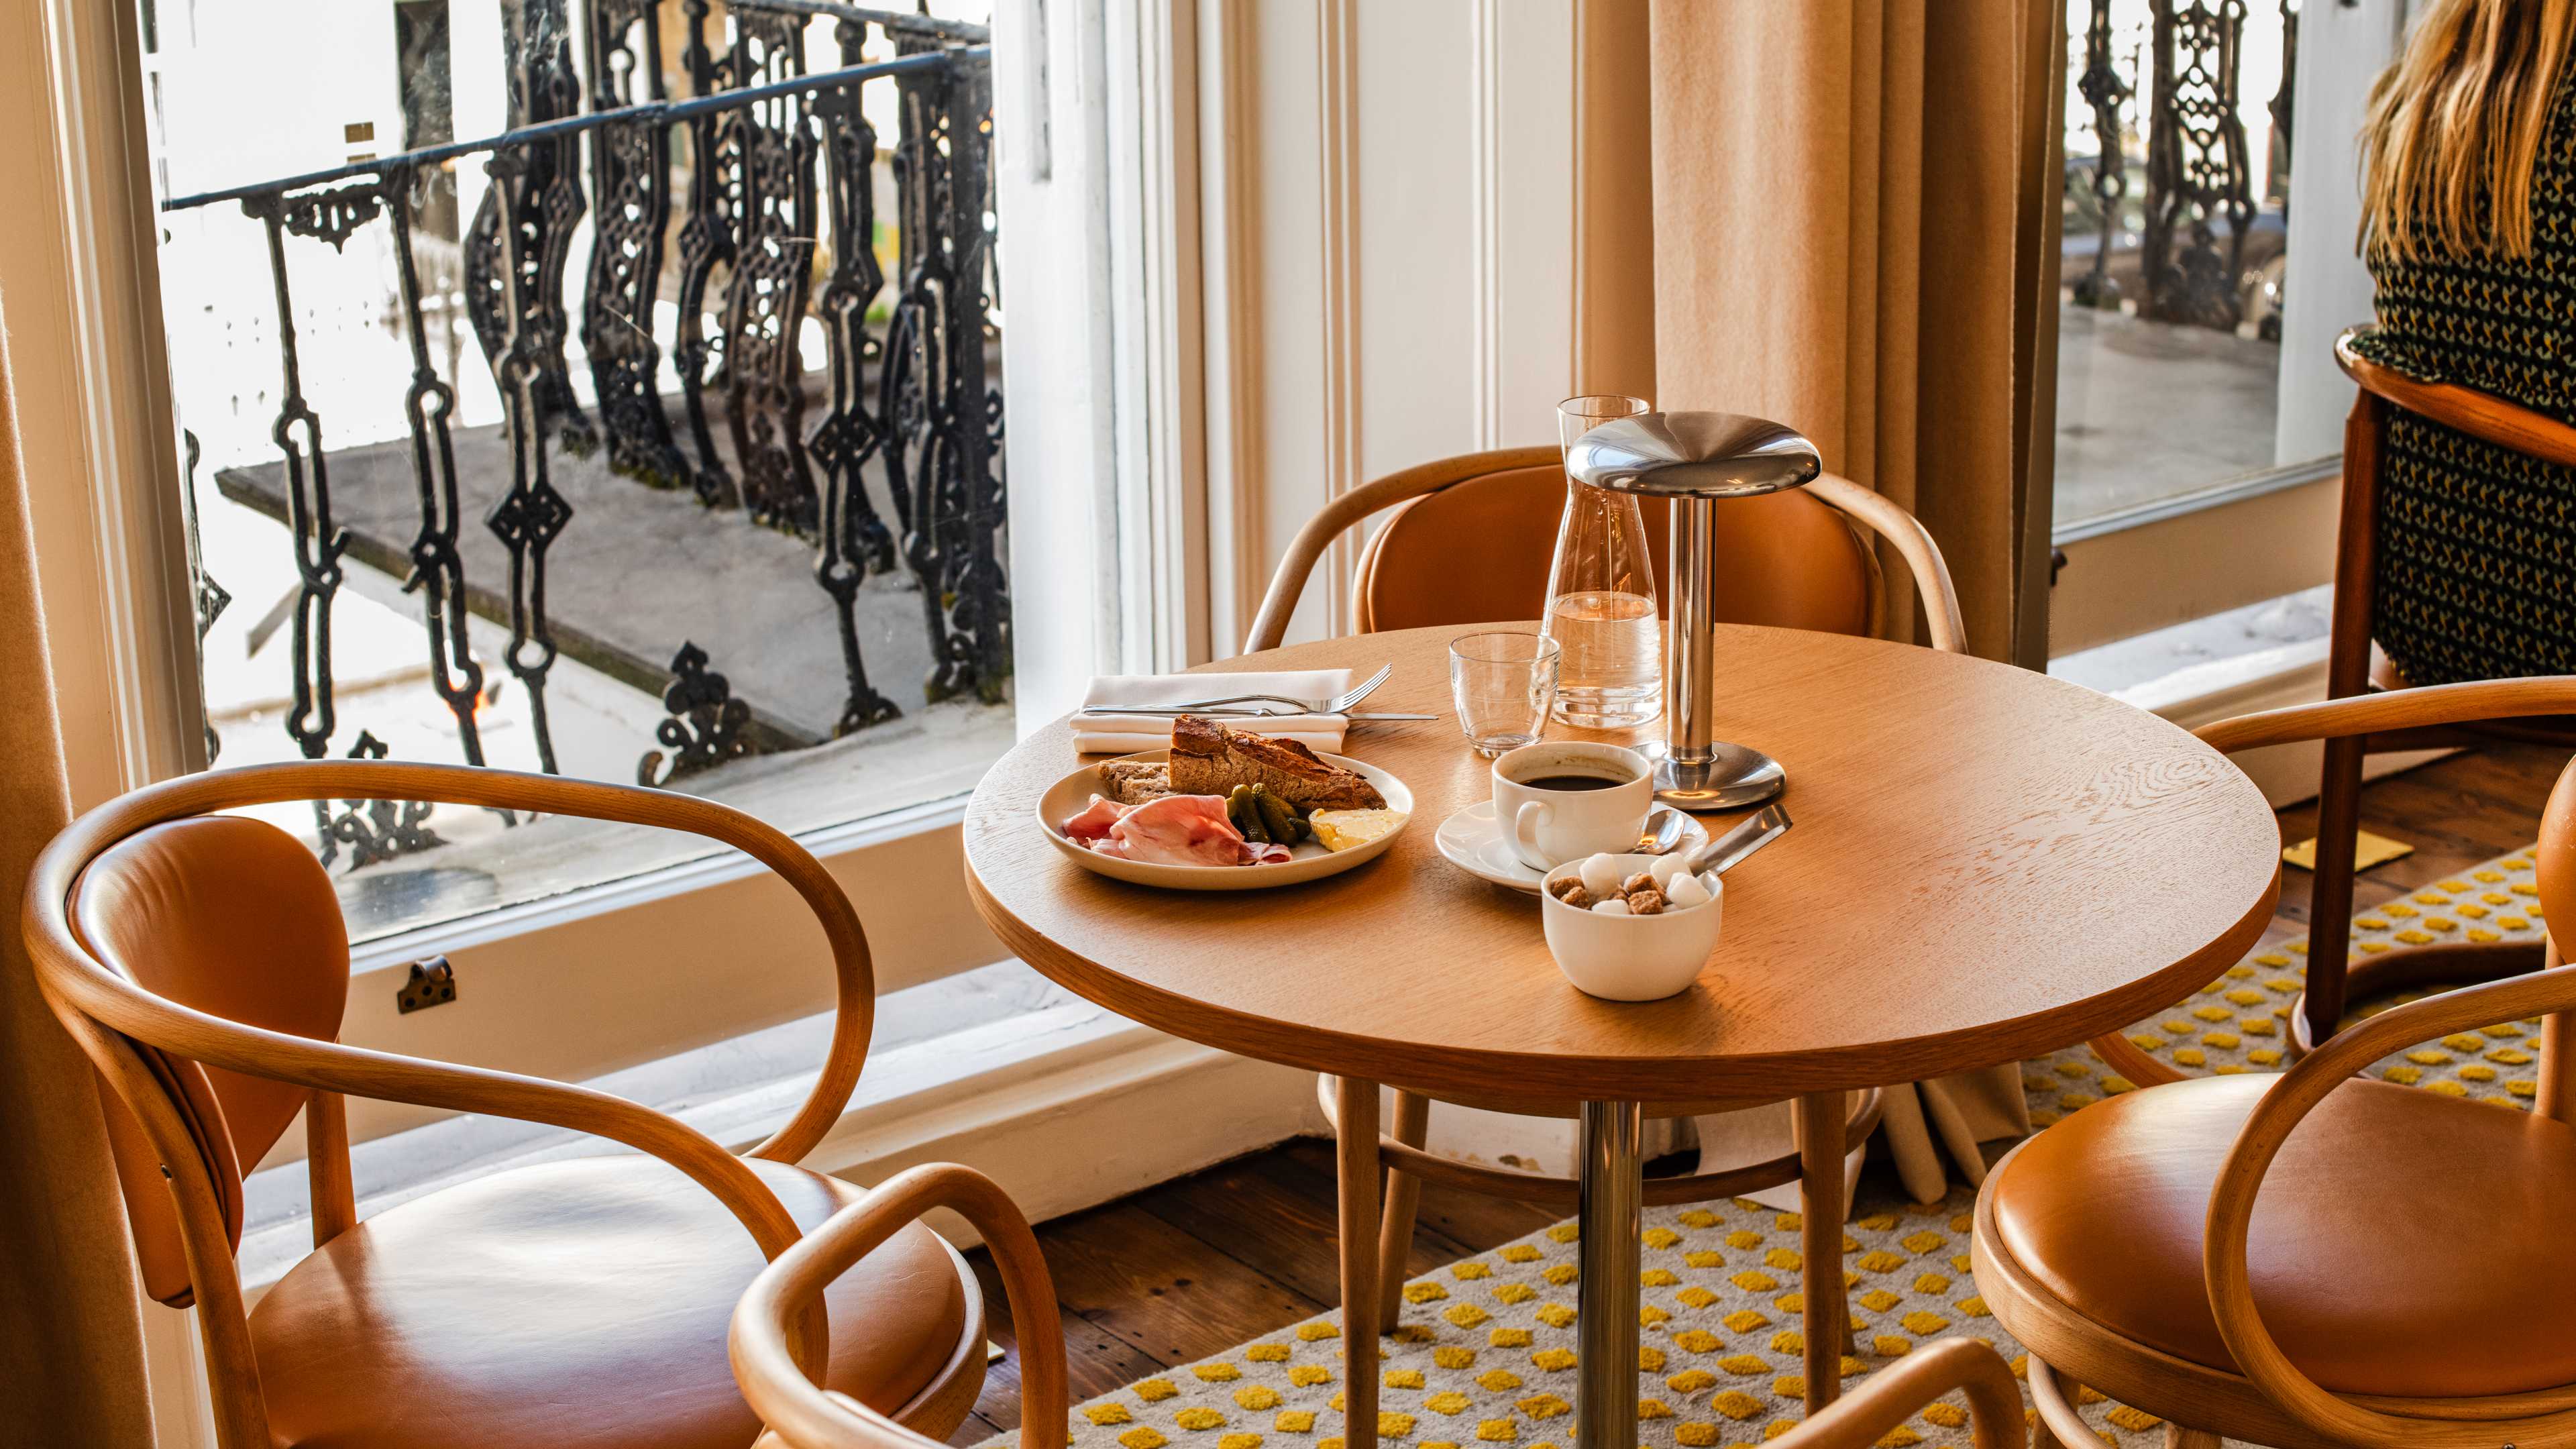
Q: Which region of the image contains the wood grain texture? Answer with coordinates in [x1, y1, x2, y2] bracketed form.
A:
[964, 624, 2282, 1106]
[1795, 1091, 1849, 1412]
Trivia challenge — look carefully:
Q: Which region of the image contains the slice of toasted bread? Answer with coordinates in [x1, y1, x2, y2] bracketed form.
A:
[1098, 761, 1176, 805]
[1168, 715, 1386, 810]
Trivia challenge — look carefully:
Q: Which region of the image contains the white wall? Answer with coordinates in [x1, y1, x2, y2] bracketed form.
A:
[1212, 0, 1650, 653]
[2273, 0, 2410, 466]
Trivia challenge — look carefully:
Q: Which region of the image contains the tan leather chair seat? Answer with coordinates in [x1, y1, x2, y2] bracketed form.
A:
[1988, 1072, 2576, 1399]
[251, 1155, 969, 1448]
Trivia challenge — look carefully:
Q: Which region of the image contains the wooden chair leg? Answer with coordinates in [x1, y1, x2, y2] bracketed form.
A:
[2540, 934, 2571, 1124]
[1336, 1077, 1383, 1449]
[1376, 1089, 1431, 1326]
[2300, 732, 2369, 1048]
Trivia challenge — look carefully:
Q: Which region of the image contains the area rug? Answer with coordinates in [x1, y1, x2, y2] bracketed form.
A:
[1017, 848, 2552, 1449]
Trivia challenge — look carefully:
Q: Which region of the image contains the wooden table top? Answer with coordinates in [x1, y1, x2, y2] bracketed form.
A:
[962, 624, 2282, 1107]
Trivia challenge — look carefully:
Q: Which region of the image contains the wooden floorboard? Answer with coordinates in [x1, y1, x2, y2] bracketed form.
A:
[951, 741, 2567, 1442]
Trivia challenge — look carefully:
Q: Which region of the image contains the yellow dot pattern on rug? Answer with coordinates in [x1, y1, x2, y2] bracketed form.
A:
[1007, 845, 2544, 1449]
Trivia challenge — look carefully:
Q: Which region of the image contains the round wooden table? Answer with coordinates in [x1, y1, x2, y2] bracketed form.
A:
[964, 623, 2281, 1446]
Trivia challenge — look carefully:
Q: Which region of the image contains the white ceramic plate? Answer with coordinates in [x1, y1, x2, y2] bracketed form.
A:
[1435, 800, 1709, 894]
[1036, 749, 1414, 891]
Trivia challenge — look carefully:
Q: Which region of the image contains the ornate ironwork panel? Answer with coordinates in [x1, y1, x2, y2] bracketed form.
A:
[2071, 0, 2133, 309]
[385, 165, 493, 767]
[881, 38, 1010, 706]
[241, 186, 374, 761]
[2141, 0, 2256, 329]
[315, 731, 448, 870]
[637, 641, 753, 786]
[582, 0, 693, 490]
[806, 15, 903, 735]
[483, 141, 576, 775]
[720, 12, 825, 535]
[467, 0, 595, 455]
[672, 0, 743, 508]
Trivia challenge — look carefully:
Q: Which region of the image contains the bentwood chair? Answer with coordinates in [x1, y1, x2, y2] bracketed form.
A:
[733, 1163, 1066, 1449]
[1250, 447, 1962, 1329]
[1981, 676, 2576, 1449]
[24, 761, 989, 1449]
[733, 1178, 2023, 1449]
[2292, 327, 2576, 1051]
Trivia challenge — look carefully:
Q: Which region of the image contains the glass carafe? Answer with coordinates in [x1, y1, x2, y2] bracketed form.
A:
[1542, 394, 1662, 729]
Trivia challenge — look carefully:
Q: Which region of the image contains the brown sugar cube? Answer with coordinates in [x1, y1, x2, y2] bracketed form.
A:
[1621, 872, 1658, 897]
[1547, 877, 1593, 908]
[1627, 889, 1667, 915]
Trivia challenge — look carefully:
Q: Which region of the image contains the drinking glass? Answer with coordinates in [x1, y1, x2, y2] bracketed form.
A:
[1542, 394, 1662, 729]
[1448, 631, 1561, 757]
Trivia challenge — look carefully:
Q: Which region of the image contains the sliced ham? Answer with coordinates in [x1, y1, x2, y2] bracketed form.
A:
[1061, 794, 1128, 843]
[1081, 794, 1246, 866]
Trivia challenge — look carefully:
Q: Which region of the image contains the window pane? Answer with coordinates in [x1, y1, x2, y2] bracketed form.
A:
[148, 0, 1007, 941]
[2053, 0, 2355, 531]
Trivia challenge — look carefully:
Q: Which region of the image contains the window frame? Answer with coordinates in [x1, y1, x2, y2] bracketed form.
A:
[2043, 0, 2404, 657]
[16, 0, 1195, 1118]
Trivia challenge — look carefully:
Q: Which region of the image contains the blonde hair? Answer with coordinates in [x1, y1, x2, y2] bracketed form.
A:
[2359, 0, 2576, 262]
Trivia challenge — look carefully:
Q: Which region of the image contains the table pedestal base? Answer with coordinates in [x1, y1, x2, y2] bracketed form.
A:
[1574, 1102, 1645, 1448]
[1336, 1089, 1851, 1449]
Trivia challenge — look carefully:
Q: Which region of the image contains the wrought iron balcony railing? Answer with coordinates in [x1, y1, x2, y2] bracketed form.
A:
[2068, 0, 2296, 331]
[162, 0, 1006, 849]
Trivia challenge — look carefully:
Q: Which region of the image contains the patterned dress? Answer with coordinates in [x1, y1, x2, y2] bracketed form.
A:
[2348, 83, 2576, 686]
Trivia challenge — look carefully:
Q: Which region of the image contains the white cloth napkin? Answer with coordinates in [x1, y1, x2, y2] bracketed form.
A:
[1073, 670, 1353, 755]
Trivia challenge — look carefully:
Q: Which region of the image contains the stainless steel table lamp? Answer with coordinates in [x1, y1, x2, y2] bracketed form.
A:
[1565, 411, 1822, 810]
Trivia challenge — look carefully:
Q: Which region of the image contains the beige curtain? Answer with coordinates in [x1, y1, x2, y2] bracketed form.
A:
[1650, 0, 2063, 1205]
[0, 303, 158, 1442]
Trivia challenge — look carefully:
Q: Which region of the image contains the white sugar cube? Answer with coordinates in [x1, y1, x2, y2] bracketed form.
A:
[1577, 853, 1626, 897]
[1665, 873, 1711, 910]
[1647, 854, 1690, 888]
[1589, 897, 1632, 916]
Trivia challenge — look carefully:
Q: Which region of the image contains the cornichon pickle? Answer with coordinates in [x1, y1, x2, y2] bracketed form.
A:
[1232, 786, 1271, 843]
[1253, 788, 1301, 843]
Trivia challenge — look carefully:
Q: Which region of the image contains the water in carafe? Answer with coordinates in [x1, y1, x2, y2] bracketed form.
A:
[1544, 395, 1662, 730]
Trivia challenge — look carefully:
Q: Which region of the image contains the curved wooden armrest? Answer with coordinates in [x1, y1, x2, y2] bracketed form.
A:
[24, 758, 875, 1162]
[1242, 447, 1558, 653]
[733, 1163, 1067, 1449]
[2202, 965, 2576, 1446]
[40, 969, 812, 1258]
[2337, 326, 2576, 470]
[2195, 676, 2576, 756]
[1803, 475, 1966, 655]
[1762, 1336, 2021, 1449]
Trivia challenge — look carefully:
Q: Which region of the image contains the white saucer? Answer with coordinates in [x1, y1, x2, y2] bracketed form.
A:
[1435, 801, 1709, 894]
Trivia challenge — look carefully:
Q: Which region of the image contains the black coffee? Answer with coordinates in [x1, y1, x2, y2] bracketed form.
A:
[1518, 773, 1628, 792]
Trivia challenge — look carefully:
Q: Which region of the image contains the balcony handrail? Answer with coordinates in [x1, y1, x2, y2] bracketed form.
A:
[727, 0, 991, 44]
[159, 48, 985, 214]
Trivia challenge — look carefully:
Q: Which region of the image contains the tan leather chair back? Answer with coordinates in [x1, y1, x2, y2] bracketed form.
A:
[2544, 758, 2576, 932]
[70, 815, 350, 1305]
[1352, 464, 1879, 638]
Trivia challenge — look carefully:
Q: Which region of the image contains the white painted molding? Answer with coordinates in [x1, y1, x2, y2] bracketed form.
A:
[1313, 0, 1362, 641]
[6, 0, 205, 809]
[1467, 0, 1505, 451]
[1195, 0, 1265, 658]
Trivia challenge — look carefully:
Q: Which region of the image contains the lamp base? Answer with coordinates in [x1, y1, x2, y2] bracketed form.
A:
[1654, 743, 1785, 811]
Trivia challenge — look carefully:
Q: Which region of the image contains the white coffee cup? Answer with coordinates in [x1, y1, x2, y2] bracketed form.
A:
[1493, 741, 1654, 871]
